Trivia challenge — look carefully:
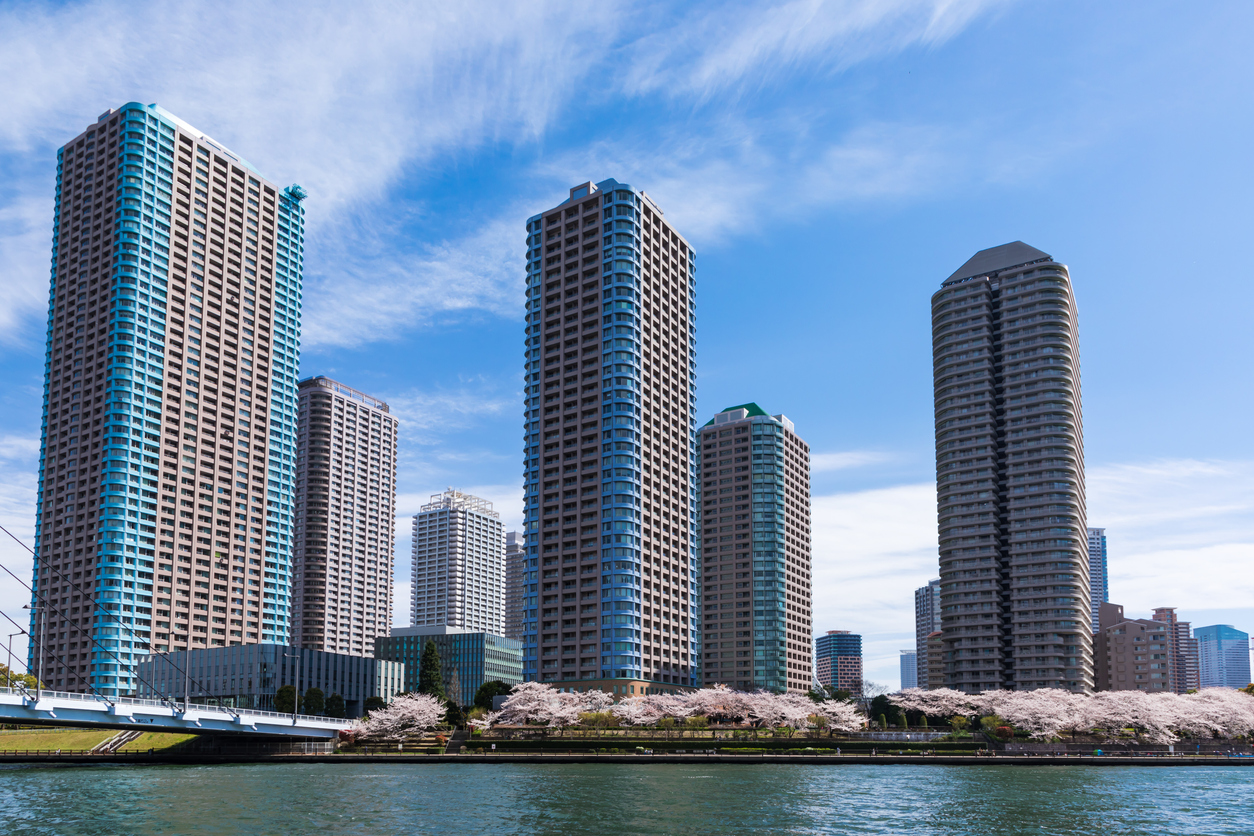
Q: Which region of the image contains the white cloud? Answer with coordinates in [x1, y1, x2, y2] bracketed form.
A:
[1088, 459, 1254, 616]
[620, 0, 1010, 99]
[301, 212, 527, 351]
[811, 450, 893, 472]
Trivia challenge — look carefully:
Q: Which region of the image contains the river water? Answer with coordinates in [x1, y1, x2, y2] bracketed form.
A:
[2, 763, 1251, 835]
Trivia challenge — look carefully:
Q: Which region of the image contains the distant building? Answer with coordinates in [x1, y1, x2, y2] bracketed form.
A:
[1093, 602, 1173, 692]
[410, 489, 505, 633]
[376, 625, 522, 708]
[815, 630, 862, 695]
[1195, 624, 1251, 689]
[1087, 528, 1108, 633]
[925, 632, 945, 689]
[1151, 607, 1198, 694]
[900, 650, 918, 690]
[914, 579, 941, 688]
[503, 531, 526, 640]
[137, 644, 403, 718]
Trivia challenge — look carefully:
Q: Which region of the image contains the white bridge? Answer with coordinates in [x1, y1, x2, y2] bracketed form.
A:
[0, 686, 353, 739]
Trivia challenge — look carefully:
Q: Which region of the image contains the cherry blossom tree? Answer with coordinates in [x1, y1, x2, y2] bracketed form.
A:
[356, 693, 445, 740]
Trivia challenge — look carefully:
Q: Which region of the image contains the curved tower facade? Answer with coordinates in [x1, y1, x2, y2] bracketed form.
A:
[931, 241, 1092, 693]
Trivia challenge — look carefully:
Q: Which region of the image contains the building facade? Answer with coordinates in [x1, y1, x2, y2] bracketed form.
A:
[914, 578, 942, 689]
[410, 489, 504, 633]
[697, 404, 812, 692]
[520, 180, 698, 688]
[30, 102, 303, 696]
[377, 625, 522, 708]
[815, 630, 862, 695]
[292, 376, 398, 657]
[136, 643, 402, 717]
[1087, 528, 1108, 633]
[504, 531, 525, 640]
[931, 242, 1093, 693]
[1151, 607, 1198, 694]
[1195, 624, 1251, 689]
[1093, 602, 1173, 692]
[900, 650, 918, 690]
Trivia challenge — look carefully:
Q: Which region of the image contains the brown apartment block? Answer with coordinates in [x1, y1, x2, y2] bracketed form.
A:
[292, 377, 398, 656]
[1094, 602, 1174, 691]
[698, 405, 812, 693]
[520, 180, 698, 687]
[1152, 606, 1200, 693]
[32, 103, 302, 696]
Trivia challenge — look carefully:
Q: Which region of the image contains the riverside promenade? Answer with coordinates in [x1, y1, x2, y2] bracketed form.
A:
[1, 750, 1251, 767]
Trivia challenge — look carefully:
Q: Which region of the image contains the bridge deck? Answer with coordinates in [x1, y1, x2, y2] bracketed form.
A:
[0, 687, 353, 739]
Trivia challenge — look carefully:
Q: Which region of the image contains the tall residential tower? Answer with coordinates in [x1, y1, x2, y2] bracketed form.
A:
[520, 180, 698, 689]
[914, 578, 942, 688]
[697, 404, 812, 692]
[410, 489, 504, 634]
[292, 376, 398, 656]
[32, 103, 302, 696]
[1087, 527, 1108, 633]
[931, 242, 1092, 693]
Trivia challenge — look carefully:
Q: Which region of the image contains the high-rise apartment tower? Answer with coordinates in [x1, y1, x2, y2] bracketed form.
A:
[914, 578, 942, 688]
[503, 531, 525, 640]
[410, 489, 504, 634]
[698, 404, 811, 692]
[815, 630, 862, 695]
[1087, 528, 1108, 633]
[520, 180, 698, 689]
[931, 242, 1093, 693]
[292, 376, 398, 656]
[31, 103, 302, 696]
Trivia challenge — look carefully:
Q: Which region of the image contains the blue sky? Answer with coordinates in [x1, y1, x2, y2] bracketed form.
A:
[1, 0, 1252, 687]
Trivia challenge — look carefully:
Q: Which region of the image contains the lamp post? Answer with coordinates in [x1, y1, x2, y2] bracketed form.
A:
[23, 603, 46, 701]
[283, 649, 301, 721]
[5, 632, 20, 689]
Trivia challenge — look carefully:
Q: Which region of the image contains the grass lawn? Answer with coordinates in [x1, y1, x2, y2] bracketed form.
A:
[0, 728, 113, 751]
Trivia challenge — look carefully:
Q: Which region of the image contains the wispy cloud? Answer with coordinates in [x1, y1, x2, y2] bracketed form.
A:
[811, 450, 894, 472]
[1088, 459, 1254, 615]
[302, 212, 527, 351]
[620, 0, 1010, 100]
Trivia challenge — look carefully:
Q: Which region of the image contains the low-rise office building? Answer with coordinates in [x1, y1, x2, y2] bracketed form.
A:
[376, 625, 522, 707]
[136, 643, 404, 717]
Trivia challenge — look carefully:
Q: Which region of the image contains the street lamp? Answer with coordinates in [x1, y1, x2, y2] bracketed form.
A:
[283, 650, 301, 722]
[22, 603, 46, 702]
[5, 632, 20, 690]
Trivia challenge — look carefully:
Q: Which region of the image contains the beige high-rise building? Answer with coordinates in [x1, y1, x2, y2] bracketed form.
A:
[520, 179, 698, 690]
[30, 102, 303, 696]
[698, 404, 812, 692]
[292, 376, 398, 656]
[504, 531, 526, 640]
[410, 489, 505, 634]
[931, 242, 1093, 693]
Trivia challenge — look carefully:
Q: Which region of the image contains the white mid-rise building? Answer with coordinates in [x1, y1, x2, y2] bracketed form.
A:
[410, 489, 505, 634]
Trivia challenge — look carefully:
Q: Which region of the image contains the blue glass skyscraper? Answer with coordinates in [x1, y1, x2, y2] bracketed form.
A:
[1195, 624, 1251, 689]
[520, 180, 699, 690]
[31, 103, 302, 696]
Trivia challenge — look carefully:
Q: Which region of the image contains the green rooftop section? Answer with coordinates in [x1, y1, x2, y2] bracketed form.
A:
[703, 402, 770, 427]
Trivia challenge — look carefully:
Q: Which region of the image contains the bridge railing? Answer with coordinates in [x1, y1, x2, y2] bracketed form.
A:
[0, 686, 353, 727]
